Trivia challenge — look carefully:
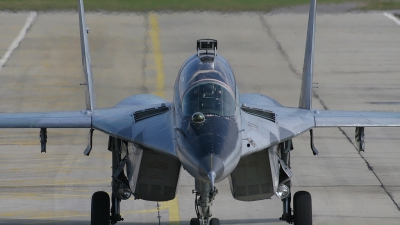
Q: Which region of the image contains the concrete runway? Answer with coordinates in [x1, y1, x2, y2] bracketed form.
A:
[0, 9, 400, 225]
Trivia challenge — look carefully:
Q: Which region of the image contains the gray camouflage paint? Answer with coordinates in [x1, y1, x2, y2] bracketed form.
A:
[1, 0, 400, 198]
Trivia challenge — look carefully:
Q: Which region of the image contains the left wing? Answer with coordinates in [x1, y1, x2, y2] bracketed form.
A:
[240, 94, 315, 156]
[314, 110, 400, 127]
[240, 94, 400, 157]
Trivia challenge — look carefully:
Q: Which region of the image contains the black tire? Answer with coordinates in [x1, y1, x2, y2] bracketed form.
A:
[210, 218, 220, 225]
[293, 191, 312, 225]
[190, 218, 200, 225]
[91, 191, 110, 225]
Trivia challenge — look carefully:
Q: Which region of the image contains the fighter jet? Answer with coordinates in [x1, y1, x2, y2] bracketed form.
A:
[1, 0, 399, 224]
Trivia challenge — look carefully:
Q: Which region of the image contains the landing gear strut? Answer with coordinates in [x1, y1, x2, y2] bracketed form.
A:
[279, 140, 312, 225]
[191, 180, 219, 225]
[110, 137, 124, 224]
[91, 137, 132, 225]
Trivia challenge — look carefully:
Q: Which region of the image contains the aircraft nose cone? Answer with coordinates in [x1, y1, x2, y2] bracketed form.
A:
[208, 171, 216, 190]
[198, 154, 224, 183]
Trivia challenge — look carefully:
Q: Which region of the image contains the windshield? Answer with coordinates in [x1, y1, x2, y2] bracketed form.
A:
[178, 54, 236, 99]
[182, 81, 235, 116]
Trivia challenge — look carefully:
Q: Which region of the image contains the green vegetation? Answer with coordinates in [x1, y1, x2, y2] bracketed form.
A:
[360, 1, 400, 10]
[0, 0, 398, 12]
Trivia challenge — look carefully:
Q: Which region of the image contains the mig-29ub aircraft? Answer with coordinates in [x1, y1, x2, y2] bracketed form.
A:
[1, 0, 400, 225]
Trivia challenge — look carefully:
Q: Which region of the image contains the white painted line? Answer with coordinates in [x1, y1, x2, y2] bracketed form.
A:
[0, 11, 37, 70]
[383, 12, 400, 26]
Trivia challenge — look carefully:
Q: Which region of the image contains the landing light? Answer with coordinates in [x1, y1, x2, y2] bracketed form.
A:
[118, 187, 132, 200]
[275, 184, 289, 199]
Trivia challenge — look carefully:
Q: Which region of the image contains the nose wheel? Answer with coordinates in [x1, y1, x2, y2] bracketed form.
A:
[190, 218, 200, 225]
[209, 218, 220, 225]
[190, 218, 220, 225]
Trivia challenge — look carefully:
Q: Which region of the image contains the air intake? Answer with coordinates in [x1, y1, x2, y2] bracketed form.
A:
[134, 105, 169, 123]
[241, 106, 275, 123]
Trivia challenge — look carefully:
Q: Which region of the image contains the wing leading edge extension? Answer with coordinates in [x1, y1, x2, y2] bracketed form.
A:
[92, 103, 176, 157]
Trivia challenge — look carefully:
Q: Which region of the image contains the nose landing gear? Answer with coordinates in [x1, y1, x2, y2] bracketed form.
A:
[191, 180, 220, 225]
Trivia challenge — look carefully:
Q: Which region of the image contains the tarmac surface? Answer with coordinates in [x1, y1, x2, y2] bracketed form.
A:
[0, 8, 400, 225]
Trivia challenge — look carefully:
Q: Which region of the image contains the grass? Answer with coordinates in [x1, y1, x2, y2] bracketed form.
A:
[0, 0, 398, 12]
[360, 1, 400, 10]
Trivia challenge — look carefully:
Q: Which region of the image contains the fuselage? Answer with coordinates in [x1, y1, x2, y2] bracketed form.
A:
[173, 52, 242, 184]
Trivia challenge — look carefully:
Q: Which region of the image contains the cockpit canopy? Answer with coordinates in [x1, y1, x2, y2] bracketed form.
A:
[182, 81, 235, 116]
[178, 40, 237, 117]
[178, 54, 236, 98]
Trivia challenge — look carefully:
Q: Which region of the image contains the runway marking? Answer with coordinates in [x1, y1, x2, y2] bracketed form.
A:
[0, 198, 176, 220]
[0, 12, 37, 71]
[148, 13, 181, 224]
[168, 197, 180, 225]
[149, 13, 165, 98]
[123, 202, 169, 214]
[383, 12, 400, 26]
[23, 220, 64, 225]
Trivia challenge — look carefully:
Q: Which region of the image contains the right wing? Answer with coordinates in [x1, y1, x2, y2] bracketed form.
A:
[0, 111, 91, 128]
[93, 94, 177, 157]
[0, 94, 176, 158]
[92, 104, 176, 157]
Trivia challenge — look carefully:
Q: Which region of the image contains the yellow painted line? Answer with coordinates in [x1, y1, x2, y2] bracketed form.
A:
[123, 202, 169, 214]
[148, 13, 180, 224]
[0, 209, 89, 219]
[24, 220, 64, 225]
[0, 192, 90, 199]
[168, 197, 180, 225]
[149, 13, 165, 98]
[24, 220, 63, 225]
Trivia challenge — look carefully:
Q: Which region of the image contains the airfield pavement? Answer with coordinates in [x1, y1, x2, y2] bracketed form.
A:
[0, 7, 399, 225]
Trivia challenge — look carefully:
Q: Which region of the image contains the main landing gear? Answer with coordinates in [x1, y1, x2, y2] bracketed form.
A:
[91, 191, 110, 225]
[279, 141, 312, 225]
[91, 137, 132, 225]
[280, 190, 312, 225]
[191, 180, 219, 225]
